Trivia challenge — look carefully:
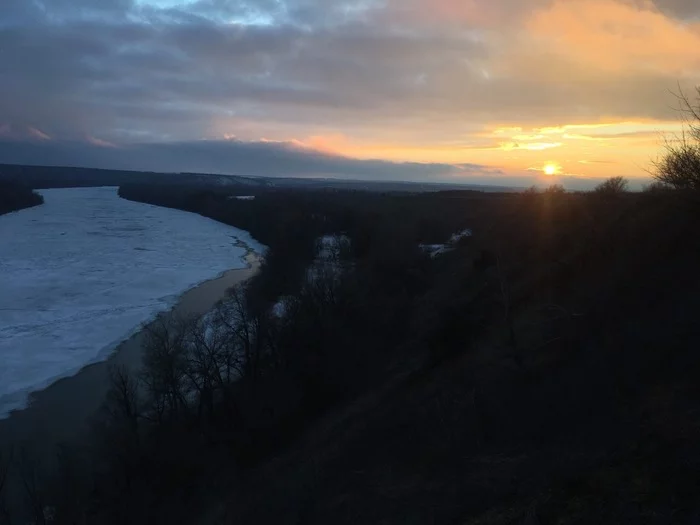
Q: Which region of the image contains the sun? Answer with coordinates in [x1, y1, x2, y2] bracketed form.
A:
[543, 163, 559, 176]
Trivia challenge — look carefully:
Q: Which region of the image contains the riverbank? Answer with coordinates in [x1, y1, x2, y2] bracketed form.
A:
[0, 187, 267, 417]
[0, 252, 261, 459]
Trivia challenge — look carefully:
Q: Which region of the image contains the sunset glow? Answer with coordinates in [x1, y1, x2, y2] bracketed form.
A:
[1, 0, 699, 187]
[544, 164, 559, 176]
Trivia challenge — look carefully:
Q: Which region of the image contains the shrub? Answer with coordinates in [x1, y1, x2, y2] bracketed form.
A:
[543, 184, 566, 194]
[593, 176, 629, 195]
[642, 181, 672, 193]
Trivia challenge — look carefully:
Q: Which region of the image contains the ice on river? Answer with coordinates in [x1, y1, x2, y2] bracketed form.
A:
[0, 187, 263, 417]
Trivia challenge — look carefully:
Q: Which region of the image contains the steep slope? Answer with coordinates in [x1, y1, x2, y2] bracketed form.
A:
[210, 191, 700, 524]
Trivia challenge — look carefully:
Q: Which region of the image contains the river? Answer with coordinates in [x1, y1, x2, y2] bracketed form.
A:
[0, 186, 263, 453]
[0, 186, 264, 416]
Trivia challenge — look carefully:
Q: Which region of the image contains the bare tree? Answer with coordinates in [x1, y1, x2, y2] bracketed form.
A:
[642, 181, 671, 193]
[141, 316, 190, 423]
[181, 312, 243, 423]
[105, 365, 141, 430]
[17, 446, 45, 525]
[213, 285, 271, 387]
[653, 86, 700, 190]
[542, 184, 566, 194]
[593, 176, 629, 195]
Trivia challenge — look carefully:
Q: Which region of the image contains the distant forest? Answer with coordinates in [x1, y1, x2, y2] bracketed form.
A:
[0, 162, 516, 193]
[0, 180, 43, 215]
[0, 163, 253, 189]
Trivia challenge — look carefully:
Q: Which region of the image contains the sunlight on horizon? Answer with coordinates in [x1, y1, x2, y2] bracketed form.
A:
[210, 118, 684, 180]
[543, 163, 559, 176]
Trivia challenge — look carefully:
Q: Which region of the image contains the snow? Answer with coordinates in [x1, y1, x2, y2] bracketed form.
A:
[227, 195, 256, 201]
[271, 297, 291, 318]
[419, 244, 451, 257]
[306, 234, 351, 283]
[315, 234, 350, 261]
[0, 187, 264, 417]
[450, 229, 473, 243]
[420, 229, 473, 258]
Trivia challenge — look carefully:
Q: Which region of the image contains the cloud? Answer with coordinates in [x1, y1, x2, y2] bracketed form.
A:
[0, 136, 644, 189]
[524, 0, 700, 73]
[0, 0, 698, 180]
[651, 0, 700, 19]
[0, 137, 496, 182]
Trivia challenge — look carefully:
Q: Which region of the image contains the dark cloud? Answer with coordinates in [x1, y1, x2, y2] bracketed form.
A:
[652, 0, 700, 19]
[0, 136, 642, 189]
[0, 137, 496, 182]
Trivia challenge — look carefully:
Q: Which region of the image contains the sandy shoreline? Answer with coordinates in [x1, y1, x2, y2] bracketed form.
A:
[0, 252, 261, 459]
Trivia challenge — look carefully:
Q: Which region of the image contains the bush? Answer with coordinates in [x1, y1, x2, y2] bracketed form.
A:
[642, 181, 672, 193]
[543, 184, 566, 194]
[593, 176, 629, 195]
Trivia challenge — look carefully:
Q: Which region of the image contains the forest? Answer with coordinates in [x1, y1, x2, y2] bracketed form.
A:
[0, 181, 43, 216]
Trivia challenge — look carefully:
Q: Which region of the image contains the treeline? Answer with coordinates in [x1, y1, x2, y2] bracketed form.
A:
[0, 181, 43, 216]
[0, 164, 264, 190]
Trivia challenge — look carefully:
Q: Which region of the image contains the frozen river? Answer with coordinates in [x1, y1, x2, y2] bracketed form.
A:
[0, 187, 263, 416]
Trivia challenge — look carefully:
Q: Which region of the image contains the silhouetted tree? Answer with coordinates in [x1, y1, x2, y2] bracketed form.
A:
[141, 317, 190, 423]
[593, 176, 629, 195]
[543, 184, 566, 194]
[653, 86, 700, 189]
[642, 181, 672, 193]
[0, 181, 43, 215]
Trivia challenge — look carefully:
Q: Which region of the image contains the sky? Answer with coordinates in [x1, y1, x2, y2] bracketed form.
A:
[1, 0, 699, 188]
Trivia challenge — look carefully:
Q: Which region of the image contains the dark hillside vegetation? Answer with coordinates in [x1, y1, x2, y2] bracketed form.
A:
[112, 185, 700, 524]
[0, 180, 43, 215]
[5, 182, 700, 524]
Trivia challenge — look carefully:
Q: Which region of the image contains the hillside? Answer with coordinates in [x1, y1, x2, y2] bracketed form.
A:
[109, 186, 700, 524]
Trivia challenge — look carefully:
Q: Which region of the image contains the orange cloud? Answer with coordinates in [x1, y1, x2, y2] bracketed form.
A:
[86, 136, 117, 148]
[525, 0, 700, 73]
[28, 127, 51, 140]
[300, 134, 355, 155]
